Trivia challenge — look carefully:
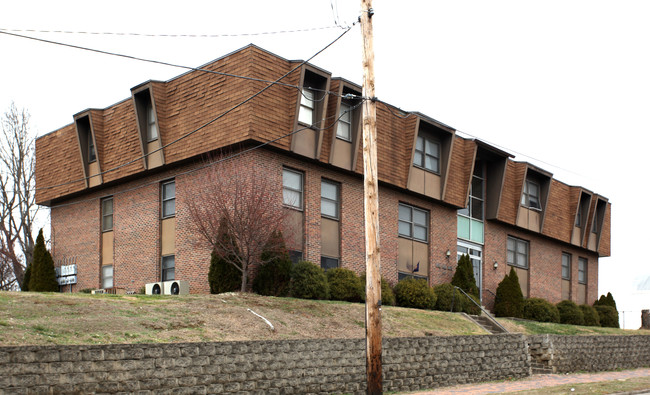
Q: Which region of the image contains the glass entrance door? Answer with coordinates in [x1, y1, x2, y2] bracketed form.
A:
[457, 241, 483, 302]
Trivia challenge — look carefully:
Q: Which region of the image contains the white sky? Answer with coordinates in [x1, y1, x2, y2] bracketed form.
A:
[1, 1, 648, 328]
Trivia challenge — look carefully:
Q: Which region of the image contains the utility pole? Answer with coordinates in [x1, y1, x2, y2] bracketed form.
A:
[360, 0, 382, 394]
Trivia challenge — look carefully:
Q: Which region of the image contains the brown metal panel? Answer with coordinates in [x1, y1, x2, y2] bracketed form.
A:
[88, 161, 102, 187]
[571, 226, 582, 246]
[292, 128, 318, 159]
[562, 279, 571, 300]
[397, 238, 412, 274]
[514, 266, 529, 297]
[407, 166, 425, 195]
[578, 284, 587, 304]
[424, 171, 441, 200]
[284, 208, 304, 252]
[161, 217, 176, 256]
[320, 218, 340, 258]
[102, 231, 114, 266]
[330, 138, 352, 170]
[147, 140, 164, 169]
[413, 241, 429, 277]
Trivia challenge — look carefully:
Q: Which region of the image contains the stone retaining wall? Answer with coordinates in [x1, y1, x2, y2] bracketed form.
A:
[1, 334, 648, 394]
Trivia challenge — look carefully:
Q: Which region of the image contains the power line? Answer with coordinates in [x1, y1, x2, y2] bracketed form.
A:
[36, 25, 356, 193]
[0, 25, 344, 38]
[0, 29, 363, 100]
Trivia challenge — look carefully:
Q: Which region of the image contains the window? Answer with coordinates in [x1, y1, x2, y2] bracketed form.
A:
[521, 179, 541, 209]
[398, 203, 428, 242]
[592, 214, 598, 233]
[162, 181, 175, 218]
[562, 253, 571, 280]
[337, 102, 352, 141]
[321, 179, 339, 219]
[321, 256, 339, 270]
[298, 89, 315, 125]
[283, 168, 303, 209]
[102, 265, 113, 289]
[458, 162, 485, 244]
[413, 135, 440, 173]
[507, 236, 529, 269]
[88, 137, 97, 163]
[575, 208, 581, 227]
[146, 101, 158, 141]
[162, 255, 175, 281]
[578, 257, 587, 284]
[101, 197, 113, 232]
[288, 250, 303, 265]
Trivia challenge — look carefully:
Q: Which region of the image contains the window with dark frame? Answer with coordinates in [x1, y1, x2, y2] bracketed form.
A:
[337, 102, 352, 141]
[562, 253, 571, 280]
[102, 265, 113, 289]
[413, 135, 440, 173]
[575, 208, 581, 227]
[282, 168, 303, 209]
[321, 179, 339, 219]
[146, 100, 159, 141]
[101, 197, 113, 232]
[161, 180, 176, 218]
[507, 236, 529, 269]
[320, 256, 339, 270]
[459, 162, 484, 221]
[88, 136, 97, 163]
[521, 179, 541, 209]
[578, 257, 587, 284]
[592, 214, 598, 233]
[162, 255, 175, 282]
[288, 250, 303, 265]
[298, 88, 315, 125]
[398, 203, 428, 242]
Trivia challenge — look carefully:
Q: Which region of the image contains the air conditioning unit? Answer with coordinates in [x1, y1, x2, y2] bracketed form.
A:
[145, 282, 163, 295]
[162, 280, 189, 295]
[91, 289, 106, 294]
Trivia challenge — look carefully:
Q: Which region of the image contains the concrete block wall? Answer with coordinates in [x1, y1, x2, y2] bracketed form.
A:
[0, 336, 528, 395]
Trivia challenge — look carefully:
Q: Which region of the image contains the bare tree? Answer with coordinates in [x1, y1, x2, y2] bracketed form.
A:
[0, 102, 37, 290]
[186, 152, 292, 292]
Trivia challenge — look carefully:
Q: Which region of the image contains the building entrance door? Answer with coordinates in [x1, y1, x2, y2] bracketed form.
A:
[457, 241, 482, 302]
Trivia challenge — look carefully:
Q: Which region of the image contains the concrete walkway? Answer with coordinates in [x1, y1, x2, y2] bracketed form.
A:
[406, 368, 650, 394]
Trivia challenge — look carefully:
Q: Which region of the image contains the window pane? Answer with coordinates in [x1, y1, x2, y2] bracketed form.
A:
[471, 176, 483, 198]
[507, 237, 515, 251]
[470, 197, 483, 220]
[163, 268, 175, 282]
[413, 209, 427, 227]
[398, 205, 411, 221]
[339, 103, 351, 122]
[163, 182, 175, 200]
[457, 216, 470, 239]
[337, 122, 350, 140]
[283, 189, 301, 208]
[470, 219, 484, 244]
[415, 136, 423, 151]
[425, 139, 439, 157]
[298, 107, 313, 124]
[517, 240, 527, 254]
[413, 225, 427, 241]
[320, 256, 339, 270]
[301, 89, 314, 107]
[425, 155, 438, 172]
[102, 265, 113, 289]
[413, 151, 423, 167]
[102, 199, 113, 215]
[507, 250, 515, 265]
[321, 181, 338, 201]
[283, 170, 302, 190]
[398, 221, 411, 237]
[321, 200, 337, 218]
[162, 256, 175, 281]
[102, 216, 113, 232]
[528, 182, 539, 198]
[163, 200, 175, 217]
[458, 206, 469, 216]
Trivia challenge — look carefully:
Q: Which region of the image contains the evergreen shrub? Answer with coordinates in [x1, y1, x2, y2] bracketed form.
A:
[523, 298, 560, 323]
[327, 268, 363, 302]
[595, 305, 619, 328]
[580, 304, 601, 327]
[290, 261, 329, 300]
[556, 300, 584, 325]
[433, 283, 464, 312]
[28, 229, 59, 292]
[252, 230, 292, 297]
[21, 264, 31, 291]
[494, 267, 524, 318]
[393, 278, 437, 310]
[208, 220, 242, 294]
[452, 254, 480, 297]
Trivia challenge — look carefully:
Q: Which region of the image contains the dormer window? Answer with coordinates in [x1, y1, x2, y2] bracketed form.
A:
[521, 179, 541, 210]
[413, 135, 440, 174]
[298, 89, 315, 125]
[147, 102, 158, 141]
[336, 102, 352, 141]
[88, 137, 96, 163]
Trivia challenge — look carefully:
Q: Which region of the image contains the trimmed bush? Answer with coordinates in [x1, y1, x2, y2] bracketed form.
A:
[434, 283, 465, 312]
[28, 229, 59, 292]
[327, 268, 363, 302]
[21, 263, 31, 291]
[452, 254, 480, 297]
[556, 300, 584, 325]
[252, 231, 292, 297]
[361, 274, 396, 306]
[494, 267, 524, 318]
[290, 261, 329, 300]
[523, 298, 560, 323]
[208, 220, 242, 294]
[393, 278, 437, 310]
[595, 305, 620, 328]
[580, 304, 601, 327]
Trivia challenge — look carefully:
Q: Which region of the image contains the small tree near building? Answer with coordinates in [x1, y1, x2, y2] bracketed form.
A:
[186, 152, 291, 292]
[28, 229, 58, 292]
[494, 267, 524, 318]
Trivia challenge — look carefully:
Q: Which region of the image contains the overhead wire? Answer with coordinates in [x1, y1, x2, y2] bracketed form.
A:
[33, 23, 357, 193]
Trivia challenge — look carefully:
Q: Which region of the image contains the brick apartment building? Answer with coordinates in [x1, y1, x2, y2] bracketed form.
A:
[35, 45, 610, 309]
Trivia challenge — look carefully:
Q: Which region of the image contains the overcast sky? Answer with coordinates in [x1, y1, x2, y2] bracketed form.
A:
[1, 1, 648, 328]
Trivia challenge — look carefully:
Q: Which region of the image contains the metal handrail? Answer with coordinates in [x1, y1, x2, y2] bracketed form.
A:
[453, 286, 509, 333]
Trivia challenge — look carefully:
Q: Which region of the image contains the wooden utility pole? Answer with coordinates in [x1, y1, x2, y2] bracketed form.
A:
[360, 1, 382, 394]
